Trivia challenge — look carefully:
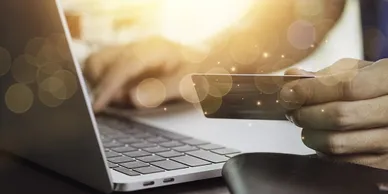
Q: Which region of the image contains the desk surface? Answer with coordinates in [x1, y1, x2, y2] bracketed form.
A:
[0, 151, 228, 194]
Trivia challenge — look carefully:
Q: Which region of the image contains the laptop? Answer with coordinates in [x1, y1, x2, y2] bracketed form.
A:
[0, 0, 240, 193]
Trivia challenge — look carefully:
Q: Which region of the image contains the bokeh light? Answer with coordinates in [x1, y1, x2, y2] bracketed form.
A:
[135, 78, 167, 108]
[287, 20, 316, 50]
[36, 62, 63, 85]
[40, 76, 67, 100]
[11, 55, 38, 84]
[53, 70, 78, 100]
[180, 74, 209, 103]
[254, 76, 281, 94]
[38, 85, 64, 108]
[36, 37, 64, 63]
[199, 88, 223, 115]
[294, 0, 324, 17]
[25, 37, 46, 56]
[331, 60, 359, 83]
[49, 33, 72, 61]
[206, 67, 233, 97]
[5, 84, 34, 114]
[0, 47, 12, 76]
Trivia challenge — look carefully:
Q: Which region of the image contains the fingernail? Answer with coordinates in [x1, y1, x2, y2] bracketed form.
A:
[298, 69, 315, 75]
[285, 113, 294, 123]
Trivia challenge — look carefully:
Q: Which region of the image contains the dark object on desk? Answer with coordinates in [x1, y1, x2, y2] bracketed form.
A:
[222, 153, 388, 194]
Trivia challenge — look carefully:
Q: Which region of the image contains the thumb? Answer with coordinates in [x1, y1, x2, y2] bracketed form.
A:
[285, 68, 316, 76]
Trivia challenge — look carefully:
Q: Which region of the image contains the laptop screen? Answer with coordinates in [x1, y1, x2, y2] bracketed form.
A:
[0, 0, 111, 192]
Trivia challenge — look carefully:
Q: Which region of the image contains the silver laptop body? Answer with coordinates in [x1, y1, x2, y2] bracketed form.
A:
[0, 0, 239, 192]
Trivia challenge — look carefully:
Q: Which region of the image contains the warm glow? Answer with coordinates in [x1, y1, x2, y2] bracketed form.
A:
[159, 0, 253, 46]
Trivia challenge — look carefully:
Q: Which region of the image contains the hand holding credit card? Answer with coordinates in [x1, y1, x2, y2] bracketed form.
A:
[191, 74, 314, 120]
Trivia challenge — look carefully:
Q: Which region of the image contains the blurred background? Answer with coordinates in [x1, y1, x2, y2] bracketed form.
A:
[61, 0, 363, 72]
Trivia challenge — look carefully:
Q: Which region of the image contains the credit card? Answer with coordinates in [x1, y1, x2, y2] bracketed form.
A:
[191, 74, 314, 120]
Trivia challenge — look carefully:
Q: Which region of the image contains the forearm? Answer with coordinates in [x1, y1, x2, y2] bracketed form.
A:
[192, 0, 347, 74]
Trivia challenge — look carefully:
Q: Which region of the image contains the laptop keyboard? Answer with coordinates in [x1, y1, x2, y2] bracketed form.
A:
[96, 115, 241, 177]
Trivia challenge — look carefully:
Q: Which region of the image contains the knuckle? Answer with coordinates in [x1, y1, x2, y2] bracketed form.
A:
[340, 81, 353, 100]
[331, 103, 352, 129]
[325, 133, 346, 154]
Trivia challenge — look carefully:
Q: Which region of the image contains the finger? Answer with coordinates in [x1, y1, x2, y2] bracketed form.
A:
[316, 58, 373, 75]
[281, 59, 388, 106]
[285, 59, 373, 76]
[285, 69, 315, 76]
[288, 95, 388, 130]
[93, 55, 145, 112]
[319, 154, 388, 170]
[83, 46, 126, 86]
[302, 127, 388, 155]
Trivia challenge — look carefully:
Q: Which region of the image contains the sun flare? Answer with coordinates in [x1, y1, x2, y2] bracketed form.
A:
[158, 0, 254, 46]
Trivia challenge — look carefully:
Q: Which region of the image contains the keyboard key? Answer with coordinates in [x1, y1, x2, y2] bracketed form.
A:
[212, 148, 240, 155]
[131, 142, 157, 149]
[157, 150, 184, 158]
[144, 147, 170, 153]
[121, 161, 149, 169]
[133, 133, 156, 139]
[173, 145, 199, 152]
[105, 151, 121, 158]
[152, 160, 188, 171]
[103, 141, 124, 148]
[227, 153, 242, 158]
[137, 155, 165, 163]
[159, 141, 184, 148]
[117, 138, 142, 144]
[108, 156, 135, 163]
[108, 162, 119, 168]
[198, 144, 224, 150]
[172, 155, 211, 167]
[187, 150, 229, 163]
[122, 129, 142, 134]
[114, 167, 140, 176]
[158, 132, 190, 140]
[106, 133, 127, 139]
[182, 139, 209, 146]
[133, 166, 164, 174]
[101, 138, 113, 143]
[147, 137, 169, 143]
[111, 146, 137, 153]
[124, 150, 151, 158]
